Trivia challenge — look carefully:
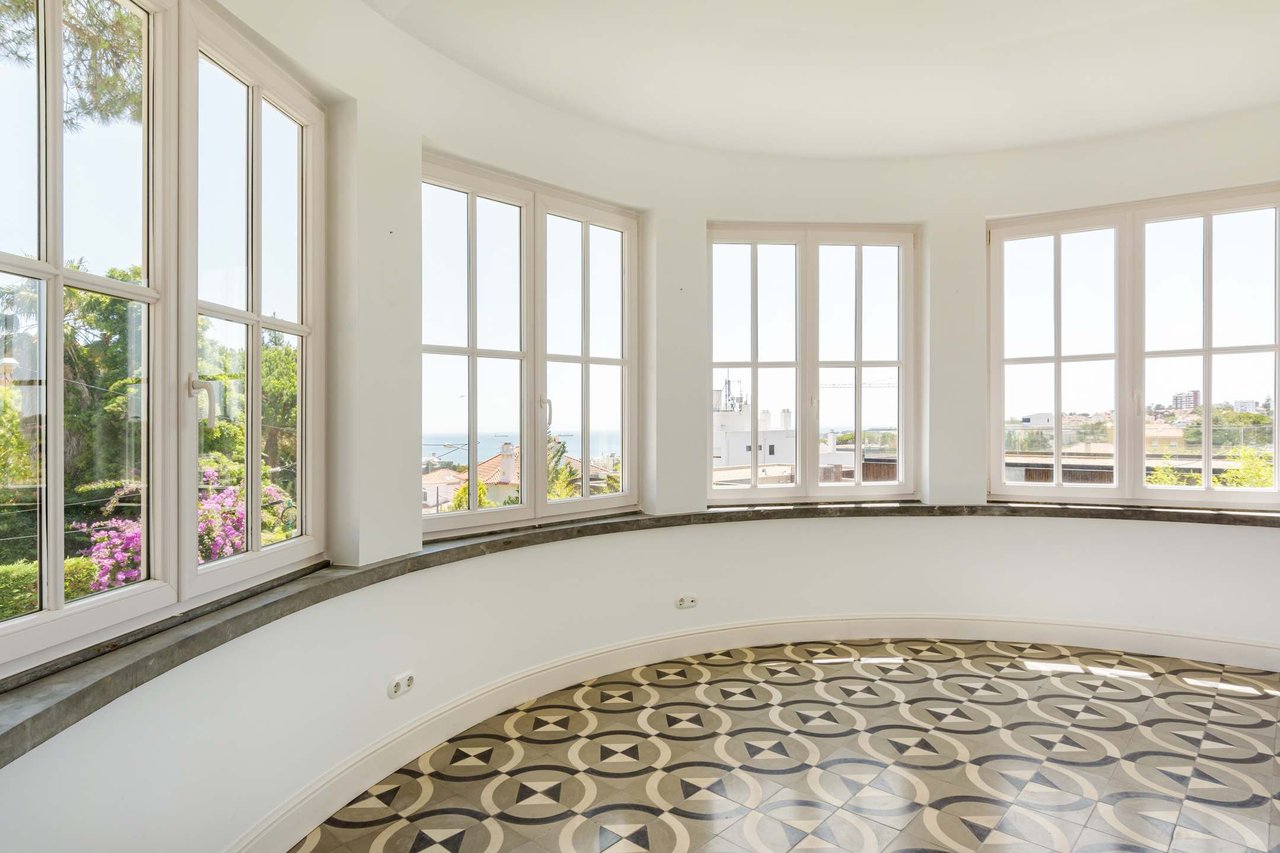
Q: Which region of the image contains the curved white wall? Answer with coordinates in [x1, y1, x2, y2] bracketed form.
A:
[0, 517, 1276, 851]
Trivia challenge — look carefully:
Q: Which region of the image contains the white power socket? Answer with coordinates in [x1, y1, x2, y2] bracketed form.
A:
[675, 595, 698, 610]
[387, 671, 415, 699]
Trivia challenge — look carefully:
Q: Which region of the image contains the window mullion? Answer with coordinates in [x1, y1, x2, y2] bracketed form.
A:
[246, 85, 263, 552]
[749, 243, 758, 489]
[1053, 234, 1063, 486]
[43, 0, 65, 611]
[580, 220, 590, 498]
[1202, 215, 1213, 492]
[853, 245, 863, 485]
[466, 193, 478, 512]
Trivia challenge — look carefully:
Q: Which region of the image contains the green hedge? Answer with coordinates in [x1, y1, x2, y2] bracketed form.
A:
[0, 558, 98, 622]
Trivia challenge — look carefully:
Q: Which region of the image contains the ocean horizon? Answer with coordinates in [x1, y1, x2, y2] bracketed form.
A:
[423, 431, 622, 465]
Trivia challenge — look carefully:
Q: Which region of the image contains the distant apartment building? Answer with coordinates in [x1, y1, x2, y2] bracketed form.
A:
[1172, 390, 1201, 411]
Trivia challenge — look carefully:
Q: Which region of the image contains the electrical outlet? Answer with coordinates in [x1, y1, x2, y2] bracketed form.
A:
[675, 595, 698, 610]
[387, 671, 415, 699]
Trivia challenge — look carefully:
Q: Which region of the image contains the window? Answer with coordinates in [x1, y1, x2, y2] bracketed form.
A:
[709, 226, 916, 501]
[990, 185, 1280, 508]
[0, 0, 324, 673]
[421, 161, 636, 534]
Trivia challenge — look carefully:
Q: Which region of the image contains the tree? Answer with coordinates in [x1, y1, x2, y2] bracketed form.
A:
[546, 435, 581, 500]
[1212, 447, 1274, 489]
[450, 479, 495, 511]
[1, 0, 143, 129]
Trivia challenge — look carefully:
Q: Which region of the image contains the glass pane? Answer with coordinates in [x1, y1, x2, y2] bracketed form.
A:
[1003, 236, 1054, 359]
[818, 367, 856, 485]
[64, 289, 146, 601]
[1145, 217, 1203, 352]
[862, 366, 899, 482]
[757, 367, 796, 486]
[197, 56, 248, 309]
[475, 197, 520, 352]
[757, 245, 796, 362]
[421, 353, 468, 514]
[589, 225, 622, 359]
[546, 214, 582, 357]
[422, 183, 468, 348]
[1061, 360, 1114, 485]
[1061, 229, 1114, 356]
[711, 367, 750, 488]
[1144, 355, 1203, 487]
[589, 363, 622, 495]
[476, 357, 520, 509]
[1213, 209, 1276, 348]
[63, 0, 146, 277]
[261, 331, 299, 544]
[546, 361, 582, 500]
[0, 274, 42, 622]
[197, 316, 247, 561]
[818, 245, 855, 361]
[1210, 352, 1274, 490]
[261, 102, 301, 323]
[1004, 363, 1054, 484]
[0, 0, 38, 258]
[862, 245, 899, 361]
[712, 244, 751, 362]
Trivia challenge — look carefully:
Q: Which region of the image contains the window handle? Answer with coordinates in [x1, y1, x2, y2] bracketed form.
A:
[542, 395, 553, 429]
[188, 374, 218, 430]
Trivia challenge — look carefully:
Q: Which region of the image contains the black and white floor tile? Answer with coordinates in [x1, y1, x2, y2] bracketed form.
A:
[290, 640, 1280, 852]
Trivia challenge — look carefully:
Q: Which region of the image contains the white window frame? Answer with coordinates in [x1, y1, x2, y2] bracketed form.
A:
[0, 0, 326, 677]
[707, 224, 918, 504]
[989, 183, 1280, 510]
[421, 156, 639, 537]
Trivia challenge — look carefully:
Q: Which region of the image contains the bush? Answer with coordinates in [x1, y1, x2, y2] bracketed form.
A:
[0, 558, 98, 622]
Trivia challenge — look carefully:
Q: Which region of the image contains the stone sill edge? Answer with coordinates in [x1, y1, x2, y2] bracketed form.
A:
[1, 500, 1277, 771]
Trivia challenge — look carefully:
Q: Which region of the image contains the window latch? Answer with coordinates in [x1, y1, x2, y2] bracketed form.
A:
[188, 374, 218, 430]
[541, 396, 553, 429]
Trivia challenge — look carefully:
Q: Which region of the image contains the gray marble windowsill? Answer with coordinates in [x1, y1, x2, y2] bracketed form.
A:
[1, 500, 1278, 770]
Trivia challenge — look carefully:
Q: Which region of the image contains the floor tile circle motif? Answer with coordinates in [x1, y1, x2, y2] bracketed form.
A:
[294, 639, 1280, 853]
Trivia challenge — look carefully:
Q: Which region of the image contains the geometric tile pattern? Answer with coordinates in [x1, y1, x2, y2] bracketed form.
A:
[289, 639, 1280, 852]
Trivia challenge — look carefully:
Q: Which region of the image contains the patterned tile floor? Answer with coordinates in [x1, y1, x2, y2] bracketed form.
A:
[290, 639, 1280, 853]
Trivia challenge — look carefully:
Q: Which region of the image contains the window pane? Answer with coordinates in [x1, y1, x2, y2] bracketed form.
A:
[63, 0, 146, 277]
[1145, 217, 1203, 352]
[546, 214, 582, 357]
[1004, 363, 1054, 484]
[0, 0, 38, 258]
[818, 367, 856, 485]
[546, 361, 582, 500]
[1061, 229, 1115, 356]
[589, 225, 622, 359]
[261, 103, 301, 323]
[421, 353, 468, 514]
[197, 56, 248, 309]
[757, 245, 796, 362]
[0, 274, 42, 622]
[818, 245, 856, 361]
[422, 183, 468, 347]
[712, 244, 751, 362]
[64, 290, 146, 599]
[862, 245, 899, 361]
[1213, 208, 1276, 348]
[476, 357, 520, 509]
[1003, 236, 1054, 359]
[1061, 360, 1114, 485]
[1210, 352, 1274, 490]
[589, 364, 622, 495]
[197, 316, 247, 561]
[1144, 355, 1203, 487]
[711, 367, 750, 488]
[261, 331, 299, 544]
[862, 366, 899, 482]
[475, 197, 520, 352]
[757, 367, 796, 486]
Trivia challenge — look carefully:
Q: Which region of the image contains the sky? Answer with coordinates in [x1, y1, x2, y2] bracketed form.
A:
[712, 240, 901, 434]
[1004, 210, 1278, 422]
[422, 188, 625, 441]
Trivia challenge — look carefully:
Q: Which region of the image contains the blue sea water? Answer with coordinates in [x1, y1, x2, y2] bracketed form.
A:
[422, 431, 621, 465]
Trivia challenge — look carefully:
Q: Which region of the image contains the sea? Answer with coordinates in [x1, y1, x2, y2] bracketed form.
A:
[422, 431, 622, 465]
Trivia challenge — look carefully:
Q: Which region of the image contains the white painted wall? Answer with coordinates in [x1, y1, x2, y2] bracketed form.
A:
[4, 0, 1280, 849]
[0, 517, 1276, 852]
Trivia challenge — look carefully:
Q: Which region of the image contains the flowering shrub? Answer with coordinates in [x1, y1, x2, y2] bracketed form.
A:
[197, 468, 246, 563]
[78, 517, 144, 592]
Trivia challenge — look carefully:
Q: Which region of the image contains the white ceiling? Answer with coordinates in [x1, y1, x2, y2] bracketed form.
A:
[364, 0, 1280, 158]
